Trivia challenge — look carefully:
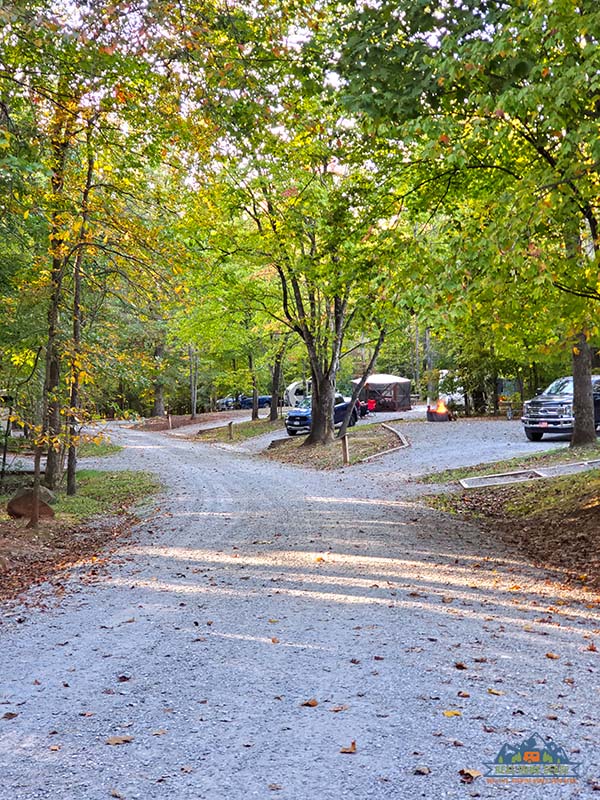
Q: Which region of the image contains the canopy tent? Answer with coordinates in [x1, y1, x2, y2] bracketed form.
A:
[352, 373, 411, 412]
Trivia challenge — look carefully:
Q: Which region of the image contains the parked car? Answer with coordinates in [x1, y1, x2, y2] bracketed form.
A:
[285, 394, 358, 436]
[238, 394, 272, 409]
[521, 375, 600, 440]
[216, 396, 236, 411]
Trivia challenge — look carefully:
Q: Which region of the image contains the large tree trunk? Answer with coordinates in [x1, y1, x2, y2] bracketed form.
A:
[571, 331, 596, 447]
[305, 371, 337, 445]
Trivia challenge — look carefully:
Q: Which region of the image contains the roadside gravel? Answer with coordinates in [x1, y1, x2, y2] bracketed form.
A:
[1, 422, 596, 800]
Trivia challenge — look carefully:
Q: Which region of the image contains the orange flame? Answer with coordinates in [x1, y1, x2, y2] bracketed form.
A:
[435, 399, 448, 414]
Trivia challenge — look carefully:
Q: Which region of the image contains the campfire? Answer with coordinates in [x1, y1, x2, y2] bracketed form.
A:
[427, 398, 450, 422]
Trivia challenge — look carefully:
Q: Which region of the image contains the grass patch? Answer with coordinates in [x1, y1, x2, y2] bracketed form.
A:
[196, 416, 284, 443]
[426, 469, 600, 588]
[262, 424, 401, 469]
[56, 469, 160, 521]
[78, 439, 123, 458]
[419, 442, 600, 484]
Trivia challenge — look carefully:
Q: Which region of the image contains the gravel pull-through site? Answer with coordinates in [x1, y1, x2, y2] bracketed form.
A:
[1, 421, 597, 799]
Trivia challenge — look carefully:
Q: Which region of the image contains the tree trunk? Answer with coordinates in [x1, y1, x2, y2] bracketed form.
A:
[269, 337, 287, 422]
[338, 326, 386, 439]
[152, 342, 166, 417]
[571, 331, 596, 447]
[189, 345, 199, 419]
[67, 120, 94, 496]
[248, 352, 259, 421]
[305, 371, 336, 445]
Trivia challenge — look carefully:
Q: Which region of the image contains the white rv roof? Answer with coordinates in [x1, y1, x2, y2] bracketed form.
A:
[351, 373, 411, 385]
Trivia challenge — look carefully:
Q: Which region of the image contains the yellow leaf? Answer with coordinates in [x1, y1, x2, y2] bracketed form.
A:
[443, 710, 462, 717]
[340, 740, 357, 754]
[487, 688, 504, 696]
[546, 652, 560, 660]
[106, 736, 134, 745]
[300, 698, 318, 707]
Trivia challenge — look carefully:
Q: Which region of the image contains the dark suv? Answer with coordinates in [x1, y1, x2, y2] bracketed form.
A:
[521, 376, 600, 441]
[285, 394, 358, 436]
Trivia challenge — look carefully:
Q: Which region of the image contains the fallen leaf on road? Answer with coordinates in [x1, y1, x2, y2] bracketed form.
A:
[315, 556, 325, 563]
[2, 712, 18, 720]
[329, 705, 349, 713]
[110, 791, 124, 799]
[340, 740, 356, 754]
[374, 655, 384, 661]
[180, 766, 193, 773]
[487, 688, 504, 696]
[454, 662, 467, 670]
[268, 619, 279, 624]
[443, 710, 462, 718]
[414, 765, 431, 775]
[106, 736, 134, 746]
[457, 691, 470, 698]
[49, 745, 61, 751]
[300, 698, 318, 707]
[459, 768, 482, 783]
[268, 784, 283, 791]
[271, 637, 280, 644]
[546, 652, 560, 660]
[152, 729, 167, 736]
[117, 675, 131, 683]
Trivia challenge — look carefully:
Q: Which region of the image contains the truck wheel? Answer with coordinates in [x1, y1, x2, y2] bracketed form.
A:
[525, 429, 543, 441]
[349, 411, 357, 427]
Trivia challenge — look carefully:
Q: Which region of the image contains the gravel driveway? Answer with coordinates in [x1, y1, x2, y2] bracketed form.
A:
[1, 422, 597, 799]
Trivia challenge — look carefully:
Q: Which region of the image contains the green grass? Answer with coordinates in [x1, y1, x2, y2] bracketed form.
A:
[78, 439, 123, 458]
[262, 424, 401, 469]
[56, 469, 160, 521]
[196, 416, 285, 442]
[419, 443, 600, 484]
[0, 469, 160, 523]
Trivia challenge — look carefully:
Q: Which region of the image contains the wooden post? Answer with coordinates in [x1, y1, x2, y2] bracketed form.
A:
[341, 434, 350, 466]
[228, 420, 234, 440]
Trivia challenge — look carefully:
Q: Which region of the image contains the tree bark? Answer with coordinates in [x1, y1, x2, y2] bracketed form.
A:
[269, 336, 288, 422]
[67, 119, 95, 496]
[337, 326, 386, 439]
[152, 342, 166, 417]
[189, 345, 199, 419]
[305, 370, 337, 445]
[248, 352, 259, 421]
[571, 331, 596, 447]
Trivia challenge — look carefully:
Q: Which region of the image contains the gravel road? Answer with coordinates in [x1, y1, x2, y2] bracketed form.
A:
[1, 421, 597, 799]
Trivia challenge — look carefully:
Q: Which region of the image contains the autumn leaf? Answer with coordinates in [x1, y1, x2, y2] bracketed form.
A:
[454, 662, 468, 670]
[268, 784, 283, 791]
[443, 710, 462, 717]
[414, 765, 431, 775]
[340, 740, 357, 754]
[300, 698, 318, 707]
[546, 652, 560, 660]
[329, 705, 349, 713]
[487, 688, 504, 696]
[457, 691, 470, 698]
[106, 736, 134, 745]
[152, 729, 167, 736]
[2, 712, 18, 720]
[271, 637, 280, 644]
[459, 768, 482, 784]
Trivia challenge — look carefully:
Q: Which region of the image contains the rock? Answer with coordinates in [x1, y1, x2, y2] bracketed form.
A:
[7, 489, 55, 520]
[10, 485, 57, 505]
